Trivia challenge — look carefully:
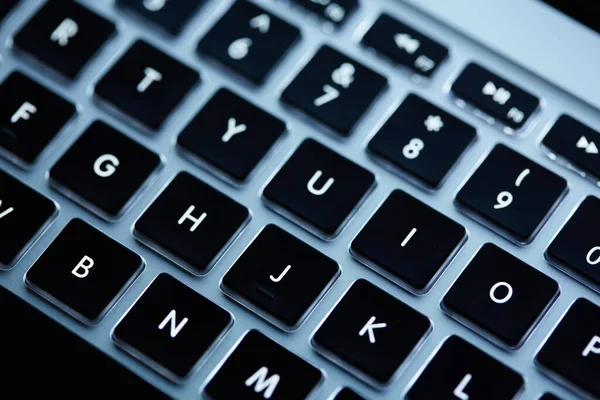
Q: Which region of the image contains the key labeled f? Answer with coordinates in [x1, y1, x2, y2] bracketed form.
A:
[11, 102, 37, 124]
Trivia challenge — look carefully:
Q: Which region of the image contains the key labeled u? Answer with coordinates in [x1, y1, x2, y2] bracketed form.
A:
[307, 170, 334, 196]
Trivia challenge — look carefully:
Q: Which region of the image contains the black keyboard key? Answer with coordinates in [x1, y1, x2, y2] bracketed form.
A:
[13, 1, 116, 79]
[456, 144, 567, 244]
[451, 63, 540, 131]
[312, 279, 431, 387]
[282, 45, 387, 135]
[178, 88, 286, 183]
[542, 115, 600, 181]
[25, 219, 144, 324]
[0, 72, 76, 166]
[204, 330, 323, 400]
[134, 172, 250, 275]
[263, 139, 375, 239]
[113, 273, 233, 381]
[362, 14, 448, 77]
[546, 196, 600, 292]
[49, 121, 162, 220]
[407, 336, 524, 400]
[536, 298, 600, 398]
[291, 0, 358, 26]
[351, 190, 466, 294]
[95, 40, 199, 130]
[0, 285, 170, 398]
[0, 170, 57, 268]
[540, 394, 561, 400]
[222, 224, 340, 330]
[368, 94, 476, 189]
[0, 0, 18, 22]
[117, 0, 206, 35]
[442, 243, 559, 349]
[332, 388, 365, 400]
[197, 0, 300, 85]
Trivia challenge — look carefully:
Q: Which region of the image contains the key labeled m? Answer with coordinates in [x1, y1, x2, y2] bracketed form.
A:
[245, 366, 280, 399]
[158, 309, 189, 338]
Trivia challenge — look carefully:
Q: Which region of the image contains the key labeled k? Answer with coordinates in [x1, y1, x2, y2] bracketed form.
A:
[359, 316, 387, 344]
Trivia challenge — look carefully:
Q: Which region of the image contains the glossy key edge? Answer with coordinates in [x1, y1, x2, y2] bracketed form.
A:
[220, 225, 341, 332]
[132, 173, 252, 277]
[111, 273, 235, 384]
[310, 279, 433, 389]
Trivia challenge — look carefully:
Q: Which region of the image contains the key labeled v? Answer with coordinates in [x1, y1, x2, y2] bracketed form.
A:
[0, 200, 15, 220]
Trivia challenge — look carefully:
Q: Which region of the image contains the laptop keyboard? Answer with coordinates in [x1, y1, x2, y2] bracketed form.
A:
[0, 0, 599, 399]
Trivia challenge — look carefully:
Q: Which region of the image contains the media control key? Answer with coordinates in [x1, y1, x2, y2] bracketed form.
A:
[407, 336, 524, 400]
[546, 196, 600, 292]
[362, 14, 448, 77]
[204, 330, 323, 400]
[312, 279, 431, 387]
[542, 115, 600, 181]
[451, 63, 540, 131]
[536, 298, 600, 398]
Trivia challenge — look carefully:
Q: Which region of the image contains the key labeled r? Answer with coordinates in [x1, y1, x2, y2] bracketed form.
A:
[50, 18, 79, 47]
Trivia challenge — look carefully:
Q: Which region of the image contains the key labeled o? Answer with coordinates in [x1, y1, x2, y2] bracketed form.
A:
[94, 154, 120, 178]
[587, 246, 600, 265]
[489, 281, 513, 304]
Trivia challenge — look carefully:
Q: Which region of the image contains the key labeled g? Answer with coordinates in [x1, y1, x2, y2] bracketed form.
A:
[94, 154, 120, 178]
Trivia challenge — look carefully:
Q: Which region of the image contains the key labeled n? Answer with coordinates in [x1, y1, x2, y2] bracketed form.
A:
[158, 309, 189, 338]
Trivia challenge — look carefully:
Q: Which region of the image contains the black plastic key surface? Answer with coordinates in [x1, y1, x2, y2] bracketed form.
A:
[362, 14, 448, 77]
[197, 0, 300, 84]
[536, 298, 600, 398]
[178, 88, 286, 183]
[542, 115, 600, 181]
[0, 72, 76, 166]
[291, 0, 358, 26]
[14, 0, 116, 79]
[0, 169, 57, 268]
[333, 388, 366, 400]
[204, 330, 323, 400]
[351, 190, 466, 293]
[95, 40, 199, 130]
[0, 284, 170, 398]
[452, 63, 540, 130]
[222, 224, 340, 330]
[546, 196, 600, 292]
[368, 94, 476, 189]
[113, 273, 233, 381]
[442, 243, 559, 349]
[456, 144, 567, 244]
[0, 0, 19, 22]
[134, 172, 250, 275]
[312, 279, 431, 387]
[263, 139, 375, 238]
[407, 336, 524, 400]
[539, 394, 561, 400]
[117, 0, 206, 34]
[282, 45, 387, 135]
[25, 219, 145, 325]
[49, 121, 162, 220]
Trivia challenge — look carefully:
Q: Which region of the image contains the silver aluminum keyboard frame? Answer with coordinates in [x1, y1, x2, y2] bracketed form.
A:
[0, 1, 598, 399]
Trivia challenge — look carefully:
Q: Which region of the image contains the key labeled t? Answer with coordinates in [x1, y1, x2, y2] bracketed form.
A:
[11, 102, 37, 124]
[222, 118, 247, 143]
[137, 67, 163, 93]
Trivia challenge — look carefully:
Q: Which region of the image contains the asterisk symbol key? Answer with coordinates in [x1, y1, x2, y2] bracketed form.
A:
[424, 115, 444, 132]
